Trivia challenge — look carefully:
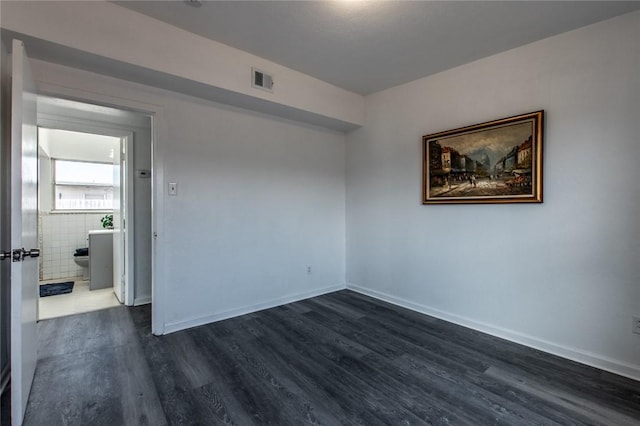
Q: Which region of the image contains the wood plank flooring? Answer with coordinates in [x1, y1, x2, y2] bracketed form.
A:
[24, 290, 640, 425]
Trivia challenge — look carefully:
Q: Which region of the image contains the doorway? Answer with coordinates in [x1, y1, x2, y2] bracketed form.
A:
[35, 95, 153, 319]
[37, 127, 123, 319]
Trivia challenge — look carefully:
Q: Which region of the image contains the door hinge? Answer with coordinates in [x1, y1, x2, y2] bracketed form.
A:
[0, 250, 11, 261]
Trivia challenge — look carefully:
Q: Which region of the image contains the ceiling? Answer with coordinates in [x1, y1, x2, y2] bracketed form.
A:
[113, 1, 640, 95]
[38, 127, 119, 164]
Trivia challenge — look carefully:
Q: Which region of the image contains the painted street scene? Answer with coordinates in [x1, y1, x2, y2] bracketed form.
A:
[427, 122, 534, 198]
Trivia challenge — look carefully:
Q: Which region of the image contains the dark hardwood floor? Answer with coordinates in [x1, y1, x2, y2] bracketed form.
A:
[24, 290, 640, 425]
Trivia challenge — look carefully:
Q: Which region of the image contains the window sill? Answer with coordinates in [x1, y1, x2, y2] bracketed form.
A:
[43, 210, 114, 215]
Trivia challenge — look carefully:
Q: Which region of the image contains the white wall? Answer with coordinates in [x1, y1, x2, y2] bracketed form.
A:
[346, 11, 640, 379]
[130, 126, 152, 305]
[160, 96, 346, 331]
[29, 59, 346, 333]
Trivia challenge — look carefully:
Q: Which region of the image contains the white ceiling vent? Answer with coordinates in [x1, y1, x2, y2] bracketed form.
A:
[252, 67, 274, 92]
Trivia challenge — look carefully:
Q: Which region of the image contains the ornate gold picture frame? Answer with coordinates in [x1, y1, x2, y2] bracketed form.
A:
[423, 111, 544, 204]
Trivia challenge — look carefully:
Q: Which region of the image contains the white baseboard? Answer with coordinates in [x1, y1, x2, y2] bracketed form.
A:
[0, 363, 9, 396]
[347, 284, 640, 382]
[163, 284, 347, 335]
[133, 296, 152, 306]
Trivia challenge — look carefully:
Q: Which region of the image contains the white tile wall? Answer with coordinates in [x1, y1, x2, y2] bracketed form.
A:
[39, 212, 108, 281]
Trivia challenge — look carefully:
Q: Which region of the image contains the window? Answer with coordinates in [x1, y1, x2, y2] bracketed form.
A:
[53, 160, 115, 211]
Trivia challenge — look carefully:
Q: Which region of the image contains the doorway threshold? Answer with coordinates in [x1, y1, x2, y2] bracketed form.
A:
[38, 277, 120, 320]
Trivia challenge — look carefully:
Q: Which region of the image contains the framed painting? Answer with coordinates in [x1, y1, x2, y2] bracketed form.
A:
[422, 110, 543, 204]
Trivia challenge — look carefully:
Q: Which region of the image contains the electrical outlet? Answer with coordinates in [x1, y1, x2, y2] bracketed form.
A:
[633, 316, 640, 335]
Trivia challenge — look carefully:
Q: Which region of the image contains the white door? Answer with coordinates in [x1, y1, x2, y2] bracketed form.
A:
[112, 137, 123, 302]
[121, 135, 135, 306]
[10, 39, 39, 425]
[113, 134, 134, 305]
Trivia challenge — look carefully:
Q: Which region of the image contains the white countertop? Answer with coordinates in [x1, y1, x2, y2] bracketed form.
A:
[88, 229, 115, 235]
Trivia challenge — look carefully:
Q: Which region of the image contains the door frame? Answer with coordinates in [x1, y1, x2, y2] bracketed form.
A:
[35, 81, 166, 335]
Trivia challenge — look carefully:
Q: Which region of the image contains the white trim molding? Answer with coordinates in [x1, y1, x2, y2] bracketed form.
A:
[347, 283, 640, 382]
[134, 296, 152, 306]
[163, 284, 346, 335]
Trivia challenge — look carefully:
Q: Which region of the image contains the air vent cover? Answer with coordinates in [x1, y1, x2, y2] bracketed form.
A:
[252, 67, 274, 92]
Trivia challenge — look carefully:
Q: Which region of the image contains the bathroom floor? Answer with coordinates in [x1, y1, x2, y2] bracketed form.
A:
[38, 277, 121, 320]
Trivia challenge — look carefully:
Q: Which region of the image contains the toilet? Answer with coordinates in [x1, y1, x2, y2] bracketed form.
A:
[73, 247, 89, 280]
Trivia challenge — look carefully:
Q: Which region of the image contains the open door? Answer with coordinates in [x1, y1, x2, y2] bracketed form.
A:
[113, 134, 134, 305]
[122, 135, 135, 306]
[112, 137, 123, 303]
[10, 39, 39, 425]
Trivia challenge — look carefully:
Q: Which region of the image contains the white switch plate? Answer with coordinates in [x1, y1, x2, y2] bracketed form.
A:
[168, 182, 178, 196]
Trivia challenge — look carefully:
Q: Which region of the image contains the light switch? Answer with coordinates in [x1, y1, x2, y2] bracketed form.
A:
[168, 182, 178, 196]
